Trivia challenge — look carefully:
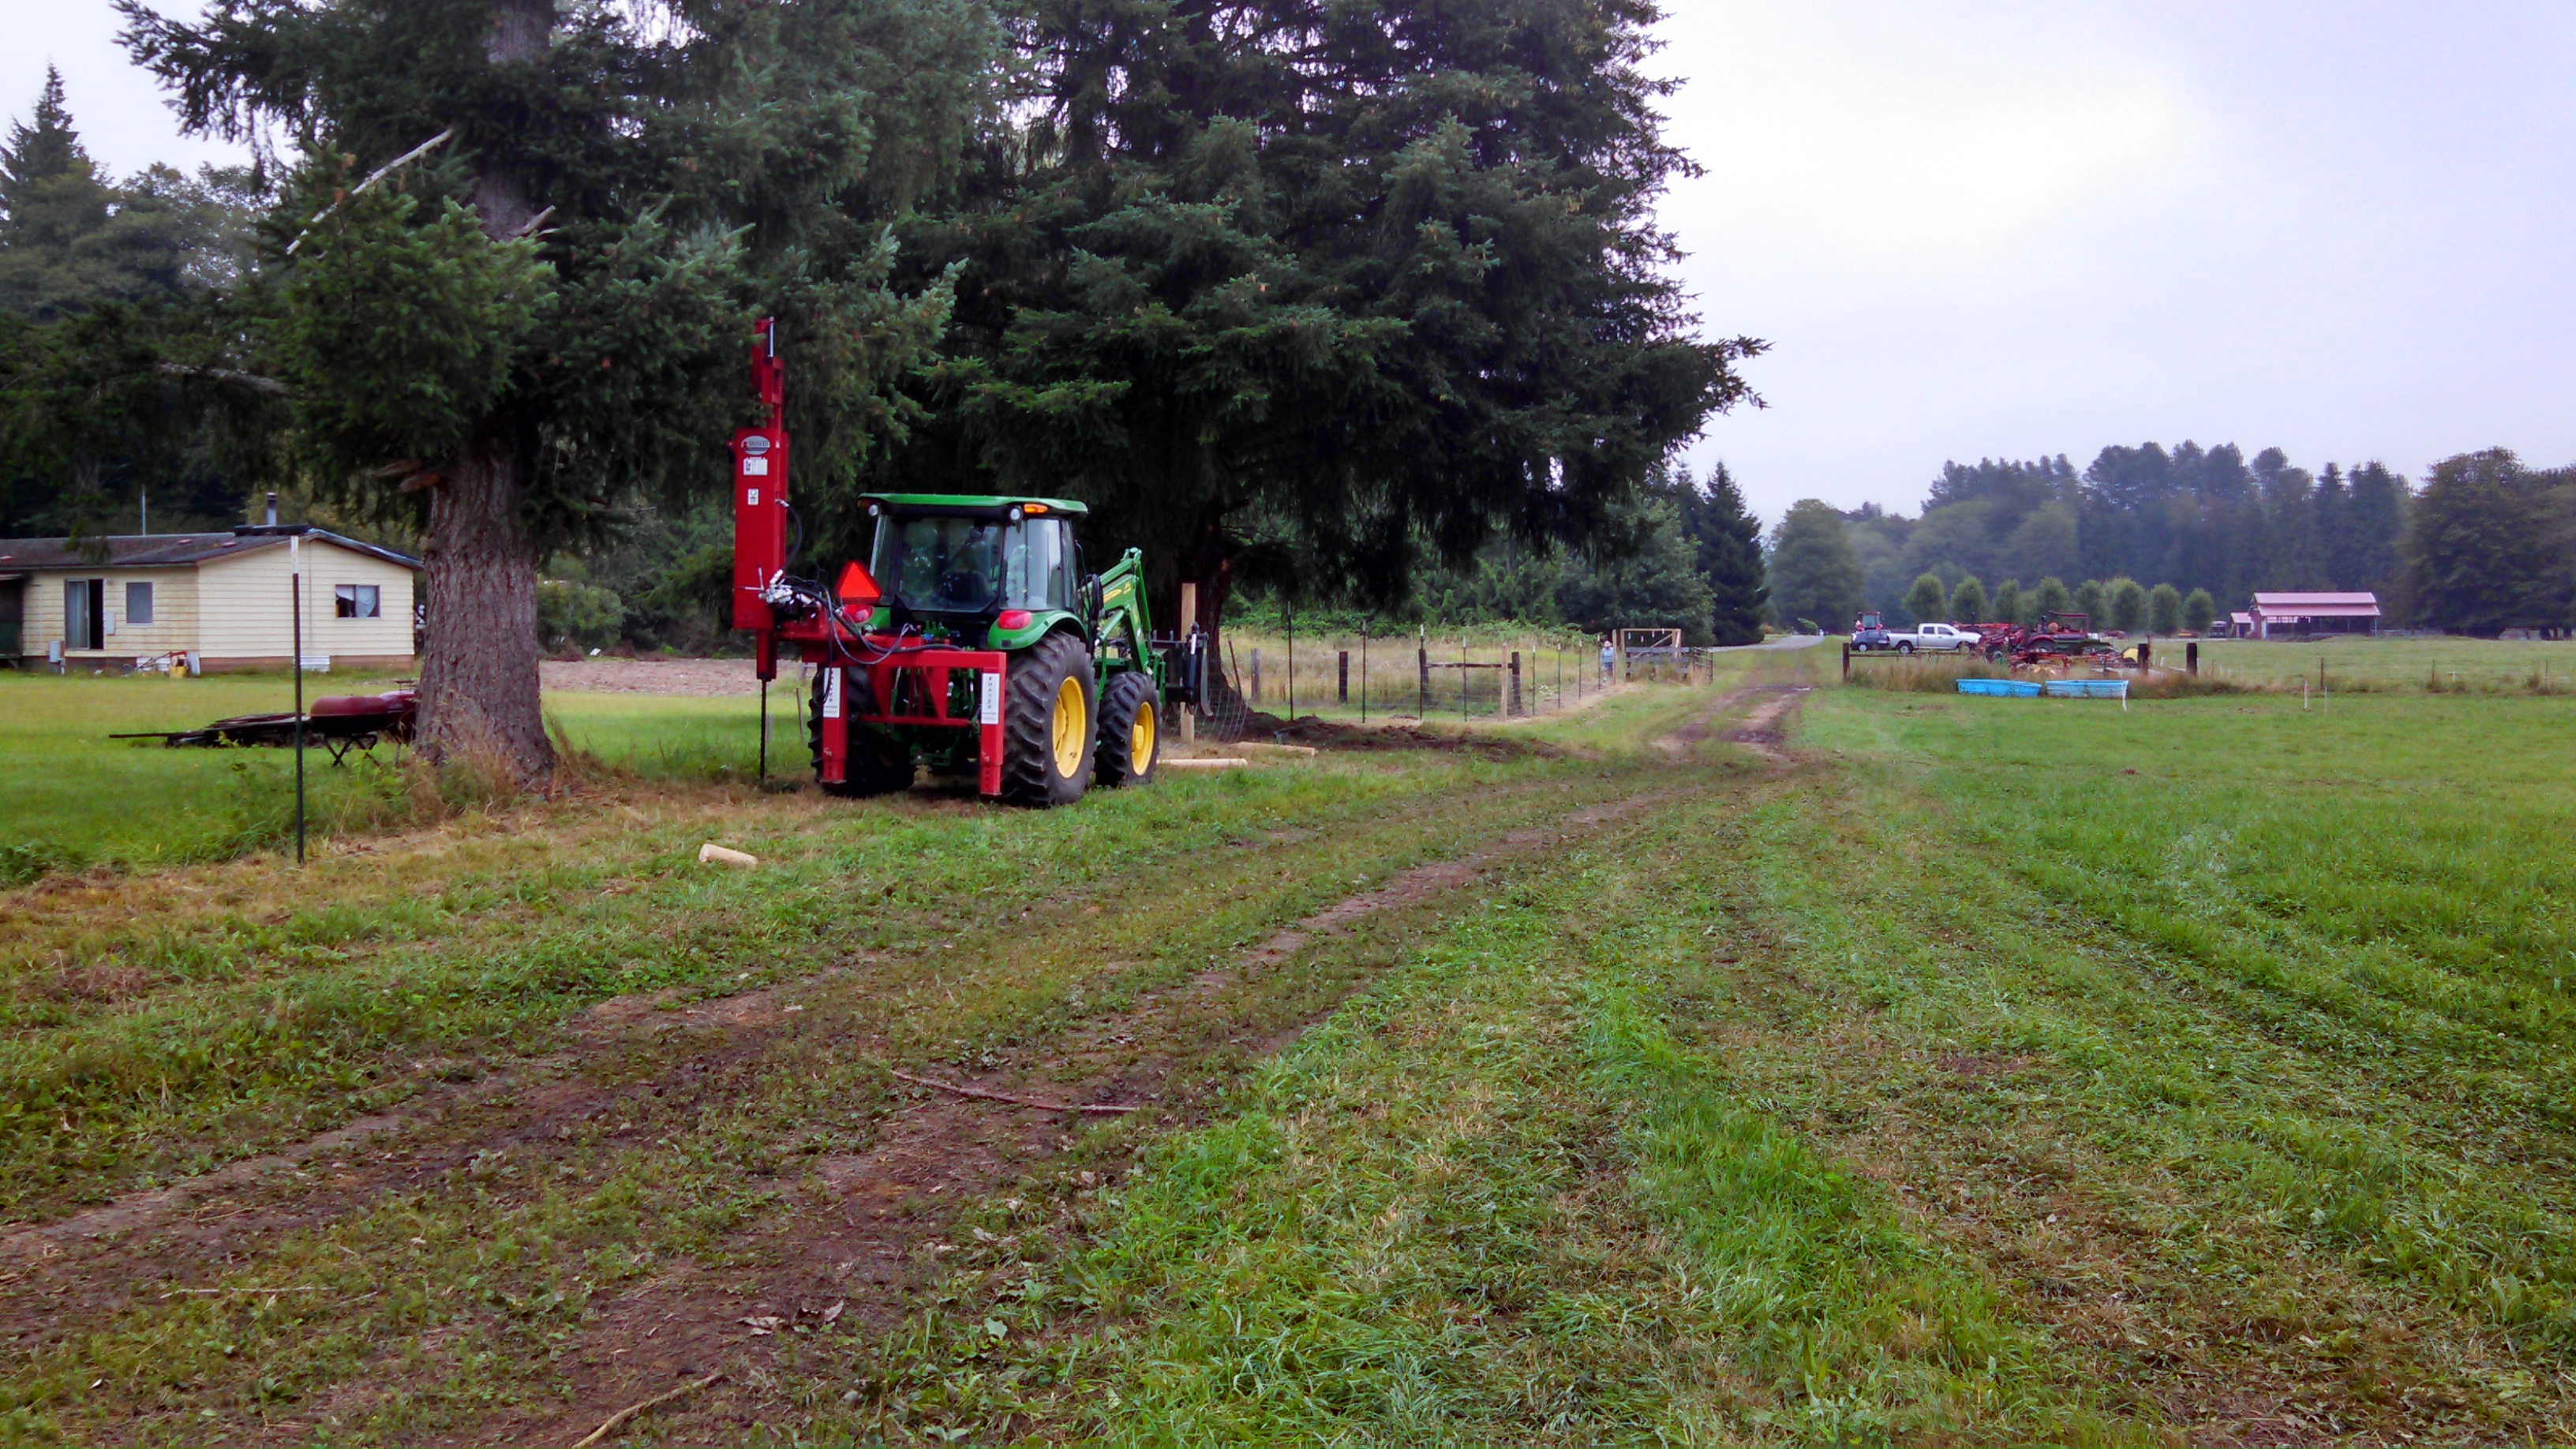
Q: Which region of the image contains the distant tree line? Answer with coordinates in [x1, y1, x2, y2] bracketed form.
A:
[1266, 461, 1770, 647]
[1766, 440, 2576, 637]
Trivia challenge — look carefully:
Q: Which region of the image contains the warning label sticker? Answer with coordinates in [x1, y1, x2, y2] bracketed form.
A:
[979, 672, 1002, 724]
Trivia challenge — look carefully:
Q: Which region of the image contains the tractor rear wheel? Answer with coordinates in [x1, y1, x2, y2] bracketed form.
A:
[808, 667, 915, 796]
[1001, 632, 1095, 807]
[1094, 671, 1160, 787]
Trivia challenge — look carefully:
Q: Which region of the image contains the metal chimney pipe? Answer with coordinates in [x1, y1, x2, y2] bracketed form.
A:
[264, 492, 279, 526]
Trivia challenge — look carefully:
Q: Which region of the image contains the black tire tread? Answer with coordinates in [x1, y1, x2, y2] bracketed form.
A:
[1094, 670, 1159, 787]
[1000, 632, 1095, 807]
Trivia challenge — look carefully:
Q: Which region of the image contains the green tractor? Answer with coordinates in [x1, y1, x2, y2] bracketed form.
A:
[728, 322, 1200, 804]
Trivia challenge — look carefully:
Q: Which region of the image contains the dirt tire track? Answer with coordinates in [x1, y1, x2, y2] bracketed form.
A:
[491, 691, 1771, 1445]
[6, 684, 1777, 1443]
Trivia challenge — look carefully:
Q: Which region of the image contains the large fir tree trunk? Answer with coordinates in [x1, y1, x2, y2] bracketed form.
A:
[417, 438, 552, 779]
[413, 0, 556, 781]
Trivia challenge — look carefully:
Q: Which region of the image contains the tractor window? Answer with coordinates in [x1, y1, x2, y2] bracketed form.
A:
[873, 516, 1004, 612]
[1001, 519, 1074, 612]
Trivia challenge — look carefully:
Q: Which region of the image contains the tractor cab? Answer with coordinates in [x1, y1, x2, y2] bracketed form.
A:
[856, 495, 1087, 642]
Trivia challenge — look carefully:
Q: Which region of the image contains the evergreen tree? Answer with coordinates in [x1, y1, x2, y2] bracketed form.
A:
[1902, 572, 1946, 627]
[2106, 576, 2147, 632]
[1766, 499, 1862, 630]
[122, 0, 993, 778]
[2032, 575, 2072, 622]
[1990, 578, 2022, 628]
[0, 69, 243, 318]
[1950, 575, 1986, 625]
[2072, 578, 2108, 626]
[2315, 462, 2353, 587]
[2346, 461, 2408, 593]
[1673, 461, 1767, 645]
[2402, 449, 2561, 635]
[1554, 491, 1717, 642]
[2182, 587, 2216, 634]
[879, 0, 1758, 643]
[2149, 582, 2182, 635]
[0, 68, 117, 318]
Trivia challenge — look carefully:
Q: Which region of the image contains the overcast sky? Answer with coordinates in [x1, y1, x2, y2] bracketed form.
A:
[13, 2, 2576, 525]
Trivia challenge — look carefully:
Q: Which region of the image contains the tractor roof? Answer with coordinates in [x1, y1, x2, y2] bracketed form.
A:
[863, 493, 1088, 517]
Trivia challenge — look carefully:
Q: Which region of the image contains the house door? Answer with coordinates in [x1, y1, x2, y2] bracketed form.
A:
[64, 578, 103, 650]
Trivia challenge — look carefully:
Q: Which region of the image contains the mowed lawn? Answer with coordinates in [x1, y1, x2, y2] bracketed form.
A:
[0, 672, 766, 878]
[4, 642, 2573, 1443]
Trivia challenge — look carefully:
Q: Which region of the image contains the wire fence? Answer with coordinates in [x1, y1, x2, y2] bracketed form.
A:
[1211, 627, 1626, 728]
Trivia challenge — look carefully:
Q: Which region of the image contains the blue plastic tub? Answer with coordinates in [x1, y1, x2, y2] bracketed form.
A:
[2042, 678, 2129, 699]
[1956, 678, 2042, 698]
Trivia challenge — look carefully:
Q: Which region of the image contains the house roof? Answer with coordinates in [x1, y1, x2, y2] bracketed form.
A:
[2249, 591, 2380, 617]
[0, 526, 420, 573]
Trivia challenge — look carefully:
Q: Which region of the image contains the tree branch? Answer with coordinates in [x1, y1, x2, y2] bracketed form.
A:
[284, 126, 457, 255]
[155, 362, 292, 396]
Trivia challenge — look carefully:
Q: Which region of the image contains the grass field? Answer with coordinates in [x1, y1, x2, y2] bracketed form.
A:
[2189, 634, 2573, 692]
[0, 672, 772, 881]
[3, 635, 2570, 1443]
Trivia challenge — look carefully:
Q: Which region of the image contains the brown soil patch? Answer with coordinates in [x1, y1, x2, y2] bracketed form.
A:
[541, 657, 763, 697]
[1236, 710, 1570, 759]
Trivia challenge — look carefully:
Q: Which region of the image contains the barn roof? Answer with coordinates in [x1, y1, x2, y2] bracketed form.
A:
[0, 526, 419, 574]
[2249, 591, 2380, 617]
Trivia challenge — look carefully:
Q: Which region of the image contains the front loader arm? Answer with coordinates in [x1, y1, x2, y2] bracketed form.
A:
[1092, 547, 1155, 676]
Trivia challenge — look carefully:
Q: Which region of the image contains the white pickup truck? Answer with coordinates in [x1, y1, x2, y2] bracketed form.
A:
[1888, 622, 1979, 653]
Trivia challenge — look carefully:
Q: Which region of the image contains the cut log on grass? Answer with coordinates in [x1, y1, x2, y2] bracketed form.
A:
[1162, 757, 1250, 770]
[888, 1069, 1136, 1114]
[697, 844, 758, 868]
[573, 1371, 724, 1447]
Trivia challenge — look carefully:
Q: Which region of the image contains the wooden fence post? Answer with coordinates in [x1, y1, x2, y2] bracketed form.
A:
[1249, 648, 1261, 704]
[1417, 627, 1428, 717]
[1178, 581, 1198, 745]
[1509, 651, 1522, 717]
[1338, 650, 1349, 704]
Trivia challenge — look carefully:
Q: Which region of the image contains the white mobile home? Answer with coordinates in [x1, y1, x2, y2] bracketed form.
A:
[0, 525, 419, 672]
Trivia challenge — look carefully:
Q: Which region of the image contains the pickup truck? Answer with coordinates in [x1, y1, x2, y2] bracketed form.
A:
[1888, 622, 1980, 653]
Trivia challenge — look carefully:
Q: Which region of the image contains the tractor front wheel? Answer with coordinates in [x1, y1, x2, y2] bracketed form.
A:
[1001, 632, 1096, 807]
[1094, 671, 1160, 787]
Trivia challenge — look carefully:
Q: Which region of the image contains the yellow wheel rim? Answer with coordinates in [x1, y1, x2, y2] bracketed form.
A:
[1130, 698, 1155, 769]
[1050, 676, 1088, 778]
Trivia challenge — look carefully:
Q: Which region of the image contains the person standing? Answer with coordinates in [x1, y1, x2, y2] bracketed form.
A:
[1599, 635, 1615, 683]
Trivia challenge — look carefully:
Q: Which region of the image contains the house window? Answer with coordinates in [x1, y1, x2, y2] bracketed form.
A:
[335, 584, 380, 619]
[125, 581, 155, 624]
